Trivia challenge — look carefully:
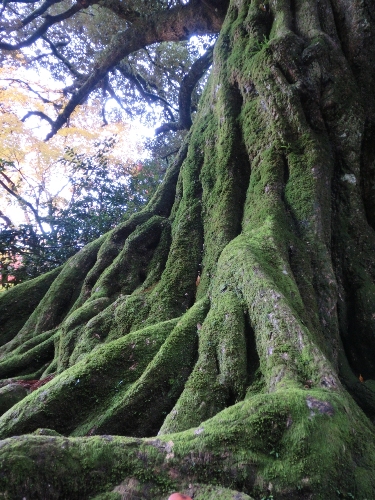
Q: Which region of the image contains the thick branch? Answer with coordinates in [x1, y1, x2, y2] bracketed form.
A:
[155, 44, 214, 134]
[98, 0, 141, 23]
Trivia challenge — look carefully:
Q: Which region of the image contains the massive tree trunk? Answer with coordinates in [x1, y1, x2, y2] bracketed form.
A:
[1, 0, 375, 498]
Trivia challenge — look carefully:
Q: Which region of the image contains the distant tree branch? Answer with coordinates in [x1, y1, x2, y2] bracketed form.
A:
[0, 209, 14, 228]
[21, 110, 55, 128]
[155, 44, 214, 134]
[0, 172, 46, 235]
[143, 46, 181, 93]
[1, 77, 53, 104]
[19, 0, 66, 29]
[0, 0, 39, 16]
[116, 61, 176, 121]
[2, 1, 43, 4]
[42, 36, 84, 80]
[102, 75, 127, 112]
[101, 103, 108, 126]
[0, 2, 92, 51]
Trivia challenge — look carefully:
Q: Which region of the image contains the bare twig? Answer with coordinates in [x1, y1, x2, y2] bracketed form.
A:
[42, 36, 84, 79]
[0, 172, 47, 235]
[1, 77, 53, 104]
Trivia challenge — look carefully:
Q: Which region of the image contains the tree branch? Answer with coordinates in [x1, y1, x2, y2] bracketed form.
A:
[2, 1, 43, 4]
[0, 2, 90, 51]
[21, 110, 55, 128]
[98, 0, 141, 23]
[102, 75, 127, 112]
[116, 61, 176, 121]
[1, 77, 53, 104]
[0, 173, 46, 235]
[155, 44, 214, 134]
[0, 209, 14, 228]
[42, 35, 84, 80]
[19, 0, 66, 29]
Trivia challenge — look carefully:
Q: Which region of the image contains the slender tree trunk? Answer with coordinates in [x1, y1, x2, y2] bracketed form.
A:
[1, 0, 375, 498]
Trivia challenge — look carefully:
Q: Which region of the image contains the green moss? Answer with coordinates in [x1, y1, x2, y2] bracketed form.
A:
[0, 266, 61, 348]
[1, 387, 374, 499]
[0, 319, 179, 438]
[76, 298, 209, 437]
[7, 237, 105, 355]
[160, 291, 248, 434]
[0, 383, 28, 415]
[0, 330, 57, 379]
[90, 216, 169, 301]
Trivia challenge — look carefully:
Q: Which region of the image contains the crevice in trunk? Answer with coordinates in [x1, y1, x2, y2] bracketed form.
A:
[328, 0, 350, 62]
[280, 154, 301, 239]
[225, 387, 237, 407]
[280, 153, 290, 205]
[290, 0, 296, 33]
[340, 276, 375, 381]
[244, 311, 260, 386]
[338, 338, 375, 422]
[360, 118, 375, 231]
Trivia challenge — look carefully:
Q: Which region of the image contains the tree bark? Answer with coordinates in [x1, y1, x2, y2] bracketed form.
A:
[1, 0, 375, 498]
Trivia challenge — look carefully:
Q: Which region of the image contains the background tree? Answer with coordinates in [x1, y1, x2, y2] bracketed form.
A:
[0, 138, 164, 285]
[1, 1, 375, 499]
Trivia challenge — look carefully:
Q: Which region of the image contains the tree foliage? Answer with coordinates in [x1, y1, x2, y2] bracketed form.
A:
[0, 138, 164, 285]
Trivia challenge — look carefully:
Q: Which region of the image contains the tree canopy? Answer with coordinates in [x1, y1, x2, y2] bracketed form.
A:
[0, 0, 226, 138]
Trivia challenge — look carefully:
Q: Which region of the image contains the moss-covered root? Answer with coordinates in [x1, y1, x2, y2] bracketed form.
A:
[160, 290, 250, 434]
[0, 300, 208, 438]
[0, 266, 61, 349]
[0, 329, 57, 380]
[75, 298, 209, 437]
[74, 140, 189, 307]
[0, 237, 104, 360]
[1, 389, 374, 499]
[0, 319, 178, 438]
[160, 228, 339, 434]
[86, 215, 170, 301]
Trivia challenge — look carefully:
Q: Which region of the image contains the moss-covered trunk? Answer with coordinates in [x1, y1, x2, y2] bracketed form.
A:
[1, 0, 375, 498]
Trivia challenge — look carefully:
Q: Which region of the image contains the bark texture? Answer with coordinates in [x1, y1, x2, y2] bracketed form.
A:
[1, 0, 375, 498]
